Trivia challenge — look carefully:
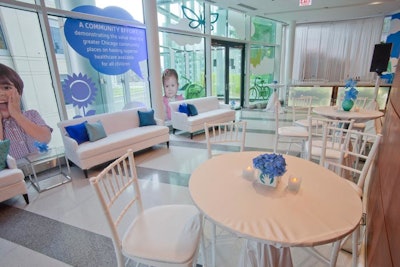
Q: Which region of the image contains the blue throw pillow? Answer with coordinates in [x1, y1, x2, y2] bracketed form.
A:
[65, 121, 89, 144]
[85, 121, 107, 142]
[138, 109, 157, 126]
[178, 103, 189, 115]
[187, 103, 198, 116]
[0, 139, 10, 171]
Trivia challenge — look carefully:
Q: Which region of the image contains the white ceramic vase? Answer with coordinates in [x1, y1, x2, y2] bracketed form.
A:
[255, 169, 280, 188]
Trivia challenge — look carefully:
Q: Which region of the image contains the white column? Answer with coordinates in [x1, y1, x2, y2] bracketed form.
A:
[284, 21, 296, 104]
[143, 0, 164, 120]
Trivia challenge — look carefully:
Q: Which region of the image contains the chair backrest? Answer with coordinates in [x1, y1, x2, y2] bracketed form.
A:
[306, 116, 354, 161]
[354, 97, 368, 109]
[274, 101, 290, 131]
[291, 96, 312, 124]
[337, 96, 368, 111]
[90, 149, 142, 266]
[204, 121, 247, 159]
[321, 128, 381, 194]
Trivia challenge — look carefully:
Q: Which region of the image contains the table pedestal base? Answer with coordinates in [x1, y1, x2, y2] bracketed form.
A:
[264, 92, 284, 113]
[239, 240, 293, 267]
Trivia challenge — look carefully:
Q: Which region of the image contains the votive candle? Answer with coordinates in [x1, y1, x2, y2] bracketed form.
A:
[242, 166, 255, 179]
[288, 175, 302, 192]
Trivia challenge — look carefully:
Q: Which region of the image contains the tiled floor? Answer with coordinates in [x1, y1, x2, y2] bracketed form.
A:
[0, 109, 357, 267]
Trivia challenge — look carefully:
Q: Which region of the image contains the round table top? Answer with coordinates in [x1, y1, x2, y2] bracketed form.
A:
[313, 106, 384, 123]
[189, 152, 362, 247]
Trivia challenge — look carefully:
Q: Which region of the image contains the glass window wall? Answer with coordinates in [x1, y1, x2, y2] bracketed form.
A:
[211, 6, 246, 40]
[288, 87, 333, 107]
[159, 31, 205, 107]
[0, 2, 150, 148]
[158, 0, 205, 34]
[251, 17, 276, 43]
[47, 0, 144, 23]
[0, 24, 7, 50]
[249, 45, 276, 103]
[337, 86, 390, 110]
[156, 0, 282, 111]
[0, 0, 285, 148]
[48, 6, 150, 117]
[0, 6, 61, 147]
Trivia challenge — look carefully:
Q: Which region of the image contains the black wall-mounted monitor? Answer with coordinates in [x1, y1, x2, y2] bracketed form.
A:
[370, 43, 392, 75]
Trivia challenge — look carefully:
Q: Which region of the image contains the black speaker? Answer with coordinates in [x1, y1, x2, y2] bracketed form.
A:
[370, 43, 392, 74]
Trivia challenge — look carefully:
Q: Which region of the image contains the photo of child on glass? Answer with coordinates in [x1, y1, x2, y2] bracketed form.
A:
[162, 68, 184, 120]
[0, 63, 52, 159]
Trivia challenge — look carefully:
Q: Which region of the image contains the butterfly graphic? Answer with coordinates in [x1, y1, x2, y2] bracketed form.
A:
[181, 5, 219, 30]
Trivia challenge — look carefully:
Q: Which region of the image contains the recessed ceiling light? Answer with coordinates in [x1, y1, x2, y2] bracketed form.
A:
[369, 2, 383, 5]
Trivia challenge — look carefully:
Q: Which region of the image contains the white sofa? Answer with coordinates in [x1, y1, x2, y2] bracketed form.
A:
[0, 155, 29, 204]
[57, 108, 169, 177]
[169, 96, 236, 138]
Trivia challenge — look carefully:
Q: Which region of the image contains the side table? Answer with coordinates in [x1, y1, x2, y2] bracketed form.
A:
[24, 147, 71, 192]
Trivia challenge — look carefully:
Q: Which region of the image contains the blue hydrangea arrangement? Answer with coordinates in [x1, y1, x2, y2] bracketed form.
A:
[344, 78, 358, 101]
[34, 141, 49, 153]
[253, 153, 287, 184]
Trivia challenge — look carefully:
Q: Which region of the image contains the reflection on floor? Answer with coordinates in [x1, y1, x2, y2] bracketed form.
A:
[0, 109, 354, 267]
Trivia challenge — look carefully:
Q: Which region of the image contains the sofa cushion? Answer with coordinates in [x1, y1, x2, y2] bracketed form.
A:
[0, 168, 25, 187]
[178, 103, 190, 115]
[187, 103, 198, 116]
[75, 126, 169, 160]
[185, 109, 234, 126]
[85, 121, 107, 142]
[0, 139, 10, 171]
[65, 121, 89, 144]
[178, 103, 198, 116]
[138, 110, 156, 126]
[190, 97, 220, 114]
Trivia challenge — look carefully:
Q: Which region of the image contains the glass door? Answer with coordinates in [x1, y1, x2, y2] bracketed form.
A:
[211, 40, 245, 107]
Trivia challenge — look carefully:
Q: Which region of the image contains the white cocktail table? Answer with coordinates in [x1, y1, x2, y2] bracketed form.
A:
[189, 152, 362, 266]
[313, 106, 383, 123]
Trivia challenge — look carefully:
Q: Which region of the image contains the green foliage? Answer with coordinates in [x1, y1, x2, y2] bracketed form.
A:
[251, 17, 276, 43]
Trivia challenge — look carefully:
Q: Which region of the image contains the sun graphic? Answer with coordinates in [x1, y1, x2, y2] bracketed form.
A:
[62, 73, 97, 109]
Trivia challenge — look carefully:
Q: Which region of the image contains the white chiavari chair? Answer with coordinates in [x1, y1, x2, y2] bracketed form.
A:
[204, 121, 247, 159]
[319, 126, 382, 267]
[274, 102, 308, 156]
[90, 149, 205, 267]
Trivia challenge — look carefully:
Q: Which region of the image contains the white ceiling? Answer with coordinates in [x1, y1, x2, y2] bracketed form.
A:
[209, 0, 400, 24]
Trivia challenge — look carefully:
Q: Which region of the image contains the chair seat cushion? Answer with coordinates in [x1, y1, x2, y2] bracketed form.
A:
[353, 122, 366, 130]
[307, 140, 346, 150]
[295, 119, 323, 128]
[122, 204, 201, 264]
[278, 126, 308, 137]
[308, 145, 342, 159]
